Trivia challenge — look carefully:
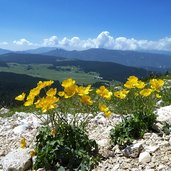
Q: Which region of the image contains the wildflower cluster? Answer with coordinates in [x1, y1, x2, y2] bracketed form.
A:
[15, 76, 165, 168]
[110, 76, 165, 147]
[112, 76, 164, 114]
[15, 78, 111, 170]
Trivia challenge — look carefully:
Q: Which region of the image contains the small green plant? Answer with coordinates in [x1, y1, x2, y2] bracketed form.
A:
[160, 87, 171, 106]
[34, 124, 99, 170]
[110, 111, 156, 148]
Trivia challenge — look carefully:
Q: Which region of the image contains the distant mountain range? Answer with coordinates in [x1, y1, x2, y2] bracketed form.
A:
[20, 47, 57, 54]
[43, 48, 171, 71]
[0, 47, 171, 70]
[0, 47, 171, 73]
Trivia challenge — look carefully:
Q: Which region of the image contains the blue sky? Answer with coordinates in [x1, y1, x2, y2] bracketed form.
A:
[0, 0, 171, 51]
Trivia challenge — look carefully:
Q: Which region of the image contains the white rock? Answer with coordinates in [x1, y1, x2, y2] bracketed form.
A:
[160, 141, 170, 147]
[103, 126, 113, 134]
[156, 105, 171, 125]
[122, 142, 143, 158]
[158, 164, 167, 170]
[96, 117, 106, 124]
[145, 145, 159, 153]
[139, 151, 151, 163]
[0, 108, 9, 115]
[13, 125, 27, 134]
[97, 139, 108, 147]
[2, 148, 32, 171]
[111, 164, 120, 171]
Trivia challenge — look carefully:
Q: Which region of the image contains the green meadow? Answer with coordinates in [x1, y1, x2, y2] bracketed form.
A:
[0, 63, 103, 84]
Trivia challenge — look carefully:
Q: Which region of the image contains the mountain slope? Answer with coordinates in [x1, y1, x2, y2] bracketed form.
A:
[44, 48, 171, 69]
[21, 47, 57, 54]
[52, 60, 151, 82]
[0, 72, 62, 107]
[0, 53, 65, 64]
[0, 52, 152, 82]
[0, 48, 11, 55]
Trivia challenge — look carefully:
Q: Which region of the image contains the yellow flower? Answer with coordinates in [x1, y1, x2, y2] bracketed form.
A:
[128, 76, 139, 82]
[50, 128, 57, 137]
[99, 104, 108, 112]
[62, 78, 76, 88]
[124, 76, 139, 89]
[114, 89, 129, 99]
[96, 86, 112, 100]
[136, 81, 146, 89]
[58, 91, 65, 97]
[46, 88, 57, 97]
[26, 87, 40, 103]
[64, 85, 78, 98]
[29, 87, 41, 97]
[30, 149, 36, 157]
[37, 80, 54, 89]
[77, 85, 92, 96]
[150, 79, 164, 91]
[15, 92, 26, 101]
[156, 93, 161, 99]
[99, 104, 111, 117]
[104, 110, 111, 117]
[140, 88, 153, 97]
[35, 96, 59, 113]
[24, 99, 34, 106]
[80, 95, 93, 105]
[20, 137, 27, 149]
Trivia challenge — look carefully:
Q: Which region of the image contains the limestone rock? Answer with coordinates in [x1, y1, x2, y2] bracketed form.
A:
[13, 125, 28, 135]
[97, 139, 109, 147]
[139, 151, 151, 163]
[156, 105, 171, 125]
[145, 145, 159, 153]
[2, 148, 32, 171]
[0, 108, 9, 115]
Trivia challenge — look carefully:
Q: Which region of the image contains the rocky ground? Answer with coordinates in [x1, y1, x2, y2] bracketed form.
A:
[0, 105, 171, 171]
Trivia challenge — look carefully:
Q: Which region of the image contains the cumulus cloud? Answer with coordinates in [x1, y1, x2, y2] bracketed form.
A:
[43, 36, 58, 46]
[13, 38, 33, 46]
[41, 32, 171, 51]
[3, 31, 171, 51]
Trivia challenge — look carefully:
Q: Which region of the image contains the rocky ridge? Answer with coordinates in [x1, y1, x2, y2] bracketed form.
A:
[0, 105, 171, 171]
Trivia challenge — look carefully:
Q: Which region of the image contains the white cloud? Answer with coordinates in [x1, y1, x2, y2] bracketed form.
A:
[43, 36, 58, 46]
[2, 32, 171, 51]
[94, 31, 115, 48]
[13, 38, 33, 46]
[44, 31, 171, 51]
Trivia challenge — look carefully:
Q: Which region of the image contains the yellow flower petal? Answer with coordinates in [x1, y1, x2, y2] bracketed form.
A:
[140, 88, 153, 97]
[15, 92, 26, 101]
[30, 149, 36, 157]
[20, 137, 27, 149]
